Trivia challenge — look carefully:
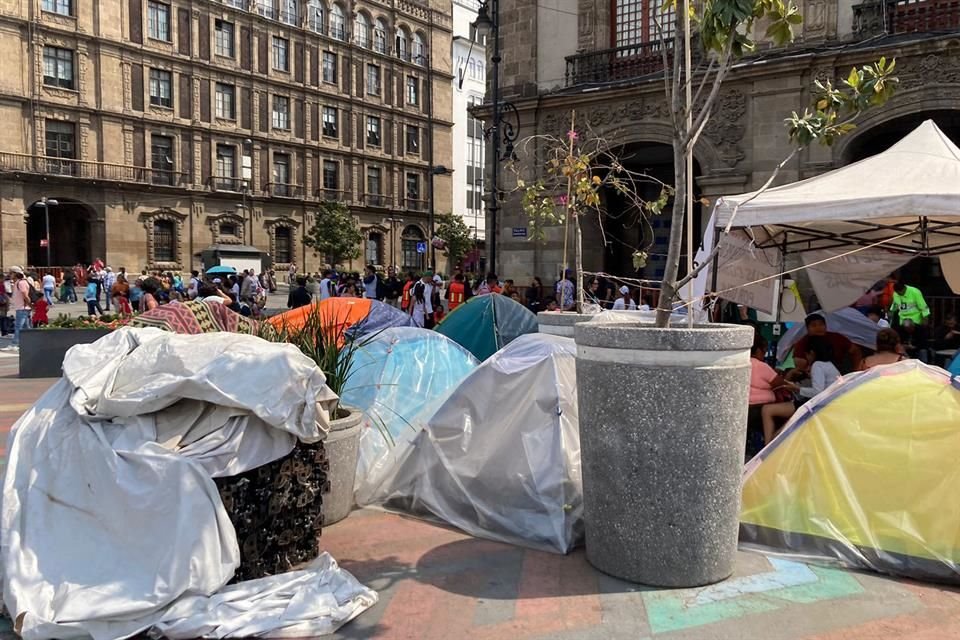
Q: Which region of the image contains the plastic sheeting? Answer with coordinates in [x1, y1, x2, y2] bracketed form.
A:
[436, 293, 538, 361]
[340, 328, 479, 506]
[1, 328, 376, 640]
[367, 334, 583, 554]
[740, 360, 960, 584]
[776, 307, 881, 363]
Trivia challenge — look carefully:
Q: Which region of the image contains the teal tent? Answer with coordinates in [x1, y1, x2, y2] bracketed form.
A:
[436, 293, 538, 361]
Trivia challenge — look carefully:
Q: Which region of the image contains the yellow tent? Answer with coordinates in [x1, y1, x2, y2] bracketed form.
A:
[740, 361, 960, 584]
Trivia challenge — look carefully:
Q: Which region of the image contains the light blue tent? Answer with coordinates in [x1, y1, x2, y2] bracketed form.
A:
[340, 327, 479, 504]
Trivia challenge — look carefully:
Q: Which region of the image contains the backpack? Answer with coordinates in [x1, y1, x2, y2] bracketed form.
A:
[27, 281, 41, 303]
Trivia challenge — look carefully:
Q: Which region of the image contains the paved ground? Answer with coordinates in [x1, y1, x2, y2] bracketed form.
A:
[1, 370, 960, 639]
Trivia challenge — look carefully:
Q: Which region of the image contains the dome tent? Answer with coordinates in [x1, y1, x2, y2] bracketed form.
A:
[367, 334, 583, 554]
[436, 293, 538, 361]
[340, 328, 479, 506]
[741, 361, 960, 584]
[268, 297, 415, 338]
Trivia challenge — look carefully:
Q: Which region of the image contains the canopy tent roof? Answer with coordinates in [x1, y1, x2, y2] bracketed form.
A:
[713, 120, 960, 256]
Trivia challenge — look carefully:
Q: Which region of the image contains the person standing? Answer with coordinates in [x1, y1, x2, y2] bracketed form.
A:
[612, 285, 637, 310]
[431, 274, 445, 323]
[384, 267, 402, 308]
[61, 268, 77, 302]
[362, 265, 380, 299]
[446, 273, 467, 312]
[401, 272, 416, 312]
[318, 269, 336, 301]
[408, 272, 434, 328]
[84, 277, 103, 316]
[287, 276, 312, 309]
[889, 279, 931, 328]
[102, 267, 117, 311]
[556, 269, 575, 311]
[7, 267, 30, 350]
[288, 262, 297, 285]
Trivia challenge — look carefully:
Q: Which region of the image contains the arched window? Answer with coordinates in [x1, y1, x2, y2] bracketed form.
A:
[329, 3, 345, 40]
[366, 232, 383, 265]
[373, 18, 388, 54]
[274, 226, 293, 264]
[307, 0, 324, 33]
[395, 26, 410, 60]
[401, 225, 425, 273]
[412, 32, 426, 64]
[354, 12, 370, 48]
[153, 220, 175, 263]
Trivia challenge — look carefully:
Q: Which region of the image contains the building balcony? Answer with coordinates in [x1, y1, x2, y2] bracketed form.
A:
[0, 152, 188, 187]
[209, 176, 247, 192]
[853, 0, 960, 37]
[265, 182, 304, 198]
[565, 41, 672, 87]
[361, 194, 391, 207]
[315, 187, 348, 202]
[405, 197, 427, 212]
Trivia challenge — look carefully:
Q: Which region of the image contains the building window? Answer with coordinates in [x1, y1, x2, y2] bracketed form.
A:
[366, 232, 382, 264]
[406, 172, 420, 208]
[366, 115, 381, 146]
[215, 19, 235, 58]
[412, 32, 426, 64]
[153, 219, 176, 262]
[273, 153, 291, 194]
[322, 51, 337, 83]
[149, 68, 173, 108]
[44, 120, 75, 175]
[220, 222, 238, 237]
[272, 95, 290, 129]
[42, 0, 72, 16]
[147, 1, 171, 41]
[406, 124, 419, 154]
[322, 159, 338, 193]
[355, 13, 370, 48]
[151, 134, 175, 185]
[215, 83, 236, 119]
[281, 0, 299, 25]
[366, 166, 382, 205]
[373, 18, 387, 53]
[42, 46, 74, 89]
[272, 36, 289, 71]
[215, 143, 236, 189]
[329, 3, 345, 40]
[274, 226, 293, 264]
[322, 106, 338, 137]
[395, 27, 409, 60]
[307, 0, 324, 32]
[366, 64, 381, 95]
[614, 0, 675, 48]
[401, 225, 424, 272]
[406, 76, 419, 105]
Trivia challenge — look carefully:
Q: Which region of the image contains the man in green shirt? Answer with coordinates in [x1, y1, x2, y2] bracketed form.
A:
[889, 280, 930, 325]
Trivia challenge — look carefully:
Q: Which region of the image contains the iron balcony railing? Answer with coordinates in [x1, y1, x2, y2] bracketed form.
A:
[853, 0, 960, 36]
[362, 193, 390, 207]
[265, 182, 304, 198]
[0, 152, 188, 186]
[565, 40, 672, 87]
[405, 197, 427, 212]
[315, 187, 347, 201]
[209, 176, 246, 192]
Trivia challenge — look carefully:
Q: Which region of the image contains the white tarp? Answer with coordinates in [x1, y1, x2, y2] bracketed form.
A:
[367, 334, 583, 554]
[2, 328, 376, 640]
[776, 307, 882, 363]
[801, 247, 912, 312]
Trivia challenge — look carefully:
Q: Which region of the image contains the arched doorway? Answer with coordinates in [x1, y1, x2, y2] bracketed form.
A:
[400, 225, 425, 274]
[581, 142, 702, 283]
[26, 198, 93, 268]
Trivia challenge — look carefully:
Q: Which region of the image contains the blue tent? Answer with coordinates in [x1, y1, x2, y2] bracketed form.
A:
[436, 293, 538, 361]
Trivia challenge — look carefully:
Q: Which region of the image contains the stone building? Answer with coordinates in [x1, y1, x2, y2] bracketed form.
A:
[488, 0, 960, 286]
[0, 0, 452, 275]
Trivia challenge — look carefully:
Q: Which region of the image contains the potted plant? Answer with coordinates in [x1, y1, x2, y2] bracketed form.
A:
[19, 313, 133, 378]
[514, 6, 898, 585]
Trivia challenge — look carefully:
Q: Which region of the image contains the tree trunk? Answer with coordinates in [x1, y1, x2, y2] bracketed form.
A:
[655, 136, 688, 327]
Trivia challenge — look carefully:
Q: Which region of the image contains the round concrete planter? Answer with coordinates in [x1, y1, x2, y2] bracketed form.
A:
[574, 322, 754, 587]
[537, 312, 596, 337]
[321, 405, 363, 525]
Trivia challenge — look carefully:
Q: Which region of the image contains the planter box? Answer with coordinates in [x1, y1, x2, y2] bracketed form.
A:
[19, 328, 112, 378]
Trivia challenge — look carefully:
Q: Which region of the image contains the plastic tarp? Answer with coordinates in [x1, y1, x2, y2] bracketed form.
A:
[1, 328, 376, 640]
[776, 307, 881, 363]
[367, 334, 583, 554]
[436, 293, 539, 361]
[740, 361, 960, 584]
[269, 298, 415, 338]
[339, 328, 479, 505]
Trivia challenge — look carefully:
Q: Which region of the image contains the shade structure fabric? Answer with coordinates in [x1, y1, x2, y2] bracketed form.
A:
[436, 293, 538, 361]
[740, 361, 960, 584]
[268, 297, 415, 338]
[131, 300, 261, 335]
[366, 334, 583, 554]
[341, 328, 480, 506]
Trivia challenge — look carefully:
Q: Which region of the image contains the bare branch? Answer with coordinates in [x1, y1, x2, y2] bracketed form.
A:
[689, 39, 734, 144]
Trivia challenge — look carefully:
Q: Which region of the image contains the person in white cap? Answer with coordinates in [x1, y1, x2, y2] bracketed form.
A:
[612, 285, 637, 311]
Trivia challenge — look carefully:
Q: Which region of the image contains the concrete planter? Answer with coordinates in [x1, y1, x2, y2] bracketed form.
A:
[574, 322, 754, 587]
[19, 328, 112, 378]
[537, 312, 595, 337]
[322, 405, 363, 525]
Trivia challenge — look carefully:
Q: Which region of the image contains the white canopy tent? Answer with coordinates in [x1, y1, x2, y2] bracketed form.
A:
[696, 120, 960, 313]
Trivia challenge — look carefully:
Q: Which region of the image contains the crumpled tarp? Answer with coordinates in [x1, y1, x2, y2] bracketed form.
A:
[1, 328, 376, 640]
[367, 334, 583, 553]
[339, 328, 479, 506]
[741, 360, 960, 584]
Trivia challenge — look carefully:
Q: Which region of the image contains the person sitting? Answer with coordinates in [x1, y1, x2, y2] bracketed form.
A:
[861, 328, 906, 369]
[762, 336, 840, 444]
[791, 312, 862, 373]
[747, 336, 791, 456]
[934, 313, 960, 351]
[865, 305, 890, 328]
[612, 285, 637, 310]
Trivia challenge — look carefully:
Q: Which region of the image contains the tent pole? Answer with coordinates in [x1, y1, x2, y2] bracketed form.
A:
[776, 235, 787, 325]
[709, 226, 721, 321]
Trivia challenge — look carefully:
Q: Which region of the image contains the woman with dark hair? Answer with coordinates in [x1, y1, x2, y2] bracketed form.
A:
[526, 277, 543, 312]
[862, 328, 906, 369]
[139, 277, 162, 312]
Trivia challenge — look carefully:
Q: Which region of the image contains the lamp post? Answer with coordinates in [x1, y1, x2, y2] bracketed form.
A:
[386, 216, 403, 270]
[41, 197, 58, 268]
[472, 1, 519, 276]
[428, 165, 453, 272]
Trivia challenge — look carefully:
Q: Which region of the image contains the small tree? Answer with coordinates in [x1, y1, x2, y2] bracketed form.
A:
[433, 213, 475, 269]
[303, 201, 362, 268]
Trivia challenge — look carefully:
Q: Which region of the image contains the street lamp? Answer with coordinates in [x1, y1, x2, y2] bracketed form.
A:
[385, 216, 403, 271]
[41, 197, 58, 268]
[472, 0, 519, 276]
[428, 165, 453, 271]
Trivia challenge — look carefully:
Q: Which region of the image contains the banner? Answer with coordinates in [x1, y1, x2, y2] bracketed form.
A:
[802, 248, 911, 312]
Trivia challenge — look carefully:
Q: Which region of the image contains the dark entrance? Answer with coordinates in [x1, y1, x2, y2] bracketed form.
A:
[26, 198, 93, 268]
